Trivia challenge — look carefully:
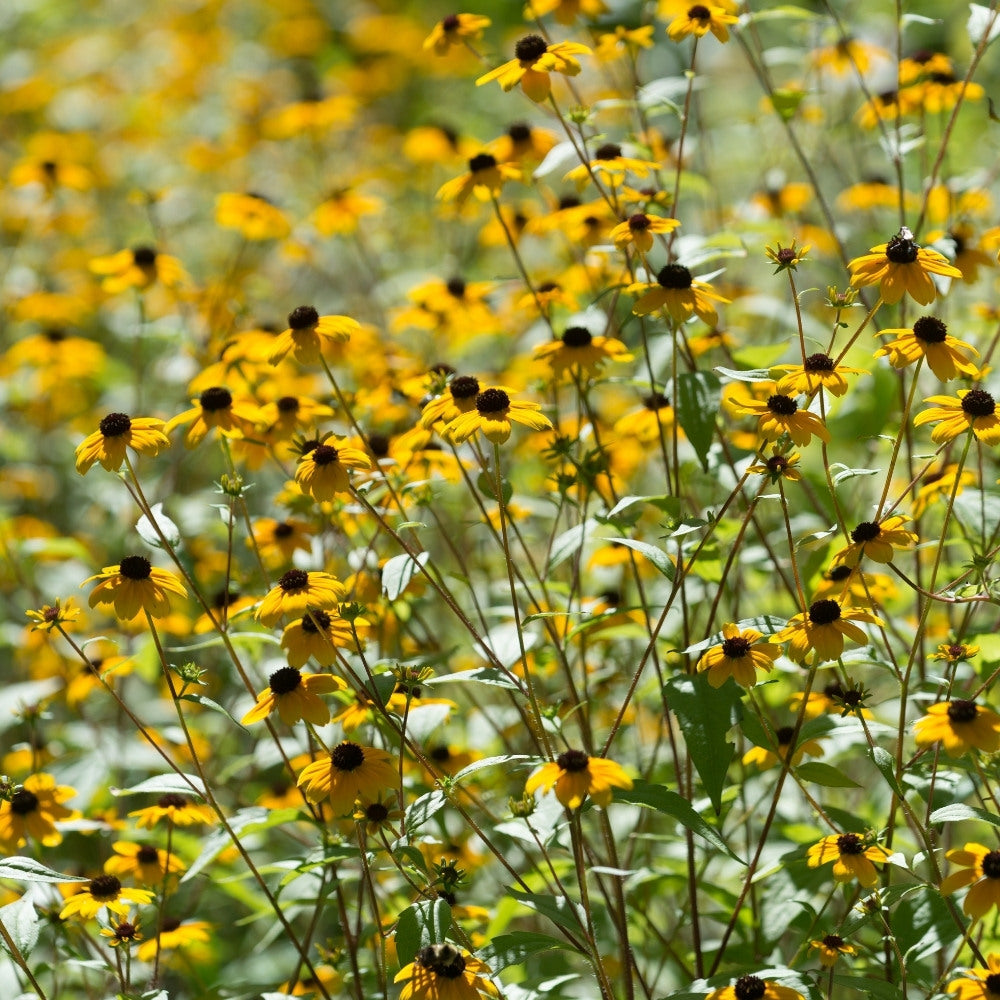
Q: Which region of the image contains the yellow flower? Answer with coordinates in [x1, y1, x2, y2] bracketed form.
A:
[526, 0, 609, 24]
[436, 153, 521, 206]
[215, 192, 291, 240]
[706, 975, 804, 1000]
[310, 187, 383, 236]
[773, 353, 865, 398]
[445, 387, 552, 445]
[248, 517, 314, 566]
[423, 13, 491, 54]
[268, 305, 359, 366]
[931, 642, 980, 665]
[747, 450, 801, 483]
[129, 793, 215, 829]
[533, 326, 633, 379]
[82, 556, 188, 622]
[913, 389, 1000, 444]
[698, 623, 780, 688]
[728, 392, 830, 446]
[942, 844, 1000, 919]
[771, 599, 882, 663]
[104, 842, 185, 885]
[848, 227, 962, 305]
[809, 934, 856, 968]
[831, 515, 918, 568]
[281, 609, 358, 667]
[913, 700, 1000, 757]
[395, 944, 499, 1000]
[255, 570, 346, 628]
[89, 246, 188, 294]
[102, 914, 143, 949]
[609, 212, 680, 253]
[742, 725, 824, 770]
[241, 667, 345, 726]
[25, 598, 81, 632]
[60, 875, 154, 920]
[630, 263, 730, 326]
[563, 142, 660, 188]
[476, 34, 591, 103]
[661, 1, 739, 43]
[875, 316, 978, 380]
[613, 392, 678, 444]
[297, 742, 398, 814]
[595, 25, 656, 60]
[294, 438, 373, 501]
[947, 953, 1000, 1000]
[807, 832, 891, 887]
[525, 749, 632, 809]
[0, 773, 76, 849]
[75, 413, 170, 474]
[135, 918, 212, 962]
[165, 386, 262, 447]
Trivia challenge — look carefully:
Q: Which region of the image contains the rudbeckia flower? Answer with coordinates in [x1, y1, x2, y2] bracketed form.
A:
[947, 953, 1000, 1000]
[832, 515, 918, 568]
[90, 246, 189, 294]
[395, 944, 499, 1000]
[848, 227, 962, 305]
[215, 192, 291, 240]
[310, 186, 383, 236]
[526, 0, 609, 23]
[294, 438, 373, 501]
[942, 844, 1000, 918]
[564, 142, 660, 187]
[875, 316, 978, 380]
[773, 353, 866, 398]
[742, 725, 824, 770]
[747, 451, 801, 483]
[630, 263, 730, 326]
[105, 842, 185, 885]
[297, 741, 398, 814]
[422, 13, 491, 54]
[931, 642, 980, 665]
[420, 375, 483, 429]
[913, 389, 1000, 444]
[241, 666, 345, 726]
[913, 700, 1000, 756]
[268, 305, 359, 366]
[248, 517, 314, 566]
[613, 392, 679, 443]
[165, 386, 262, 447]
[60, 875, 154, 920]
[475, 34, 591, 103]
[729, 392, 830, 446]
[129, 793, 215, 829]
[771, 599, 882, 663]
[807, 832, 891, 887]
[436, 152, 521, 206]
[610, 212, 680, 253]
[82, 556, 188, 622]
[524, 749, 632, 809]
[256, 570, 346, 627]
[810, 934, 857, 967]
[706, 974, 804, 1000]
[660, 1, 740, 44]
[532, 326, 633, 379]
[445, 387, 552, 444]
[912, 464, 977, 518]
[75, 412, 170, 474]
[0, 773, 76, 849]
[281, 609, 358, 667]
[135, 919, 212, 963]
[698, 623, 781, 688]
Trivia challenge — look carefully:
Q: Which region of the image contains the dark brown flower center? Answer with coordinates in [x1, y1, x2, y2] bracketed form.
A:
[276, 396, 300, 414]
[331, 742, 365, 771]
[557, 749, 589, 772]
[562, 326, 593, 348]
[137, 845, 159, 863]
[476, 387, 510, 414]
[268, 666, 302, 694]
[10, 789, 39, 815]
[961, 389, 996, 418]
[279, 569, 309, 593]
[804, 353, 835, 373]
[885, 232, 919, 264]
[850, 521, 880, 543]
[445, 276, 466, 298]
[837, 833, 864, 855]
[311, 444, 339, 466]
[449, 375, 480, 400]
[119, 555, 152, 580]
[430, 745, 452, 763]
[628, 213, 651, 231]
[734, 976, 766, 1000]
[288, 305, 319, 330]
[643, 392, 670, 410]
[656, 263, 693, 289]
[100, 412, 132, 437]
[274, 521, 295, 539]
[367, 433, 390, 458]
[947, 699, 978, 723]
[595, 142, 622, 161]
[776, 726, 795, 747]
[199, 386, 232, 412]
[688, 4, 711, 20]
[766, 455, 789, 473]
[507, 122, 531, 142]
[89, 874, 122, 900]
[912, 316, 947, 343]
[776, 247, 797, 264]
[132, 246, 157, 267]
[301, 609, 332, 633]
[722, 636, 751, 658]
[808, 599, 842, 625]
[114, 920, 139, 940]
[827, 564, 852, 582]
[442, 13, 460, 31]
[365, 801, 390, 822]
[468, 152, 498, 174]
[157, 793, 187, 808]
[766, 393, 798, 416]
[983, 851, 1000, 879]
[986, 974, 1000, 995]
[515, 34, 548, 62]
[823, 934, 845, 948]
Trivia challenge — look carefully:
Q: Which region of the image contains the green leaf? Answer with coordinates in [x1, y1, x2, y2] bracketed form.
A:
[477, 470, 512, 504]
[477, 931, 572, 971]
[0, 857, 86, 884]
[180, 692, 244, 727]
[795, 762, 861, 788]
[676, 371, 721, 471]
[451, 754, 534, 784]
[406, 790, 448, 831]
[0, 898, 39, 956]
[868, 745, 904, 797]
[394, 900, 451, 966]
[182, 808, 299, 883]
[602, 494, 679, 529]
[547, 519, 598, 572]
[929, 803, 1000, 827]
[607, 537, 675, 580]
[616, 781, 744, 863]
[506, 887, 586, 934]
[429, 667, 522, 691]
[381, 551, 430, 601]
[112, 772, 206, 799]
[663, 674, 741, 812]
[831, 975, 905, 1000]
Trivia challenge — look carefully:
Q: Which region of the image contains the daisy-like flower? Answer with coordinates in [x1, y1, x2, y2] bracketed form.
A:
[135, 917, 212, 963]
[445, 387, 552, 445]
[25, 597, 81, 632]
[533, 326, 633, 379]
[765, 239, 811, 274]
[630, 263, 730, 326]
[613, 392, 678, 444]
[0, 773, 76, 849]
[595, 24, 657, 61]
[241, 667, 345, 726]
[104, 842, 185, 885]
[848, 227, 962, 305]
[60, 875, 154, 921]
[747, 450, 801, 483]
[423, 13, 491, 54]
[102, 914, 143, 949]
[90, 246, 188, 294]
[742, 725, 824, 770]
[931, 642, 980, 665]
[165, 386, 262, 447]
[527, 0, 609, 23]
[297, 742, 398, 814]
[942, 844, 1000, 919]
[249, 517, 314, 567]
[294, 437, 373, 501]
[913, 389, 1000, 445]
[875, 316, 978, 381]
[609, 213, 680, 253]
[564, 143, 660, 187]
[395, 944, 499, 1000]
[75, 413, 170, 474]
[475, 34, 591, 103]
[948, 953, 1000, 1000]
[82, 556, 187, 622]
[832, 515, 919, 568]
[698, 623, 781, 688]
[913, 700, 1000, 757]
[660, 1, 740, 44]
[912, 463, 977, 518]
[215, 192, 291, 240]
[706, 974, 804, 1000]
[729, 392, 830, 446]
[807, 832, 891, 887]
[771, 599, 882, 663]
[809, 934, 857, 968]
[311, 186, 383, 236]
[524, 749, 632, 809]
[773, 353, 866, 398]
[256, 569, 346, 628]
[281, 609, 358, 667]
[436, 152, 521, 206]
[420, 375, 483, 429]
[129, 793, 215, 829]
[268, 305, 359, 366]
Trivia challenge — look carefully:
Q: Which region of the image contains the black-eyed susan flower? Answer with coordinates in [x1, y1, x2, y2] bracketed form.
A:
[772, 599, 882, 663]
[104, 842, 185, 885]
[564, 143, 660, 188]
[102, 914, 143, 948]
[165, 386, 262, 447]
[809, 934, 857, 968]
[613, 392, 678, 443]
[660, 1, 740, 44]
[932, 642, 980, 665]
[0, 773, 76, 849]
[533, 326, 633, 379]
[487, 122, 557, 164]
[947, 953, 1000, 1000]
[129, 793, 215, 829]
[774, 353, 865, 398]
[476, 35, 591, 103]
[942, 844, 1000, 919]
[436, 152, 521, 206]
[807, 832, 891, 887]
[242, 667, 345, 726]
[610, 213, 680, 254]
[810, 36, 888, 77]
[848, 227, 962, 305]
[297, 742, 398, 814]
[594, 24, 656, 61]
[423, 13, 491, 54]
[256, 570, 346, 628]
[445, 387, 552, 445]
[281, 609, 358, 667]
[75, 413, 170, 474]
[311, 186, 383, 236]
[420, 375, 482, 429]
[215, 192, 291, 240]
[729, 392, 830, 446]
[698, 623, 781, 688]
[355, 794, 403, 836]
[268, 305, 359, 366]
[25, 598, 81, 632]
[524, 749, 632, 809]
[630, 263, 730, 326]
[875, 316, 978, 381]
[135, 917, 212, 963]
[294, 437, 373, 501]
[832, 515, 918, 568]
[705, 974, 804, 1000]
[249, 517, 314, 566]
[60, 875, 154, 920]
[913, 700, 1000, 757]
[395, 944, 499, 1000]
[90, 246, 188, 294]
[742, 725, 825, 770]
[526, 0, 609, 23]
[278, 965, 344, 997]
[913, 389, 1000, 444]
[83, 556, 187, 622]
[748, 450, 801, 483]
